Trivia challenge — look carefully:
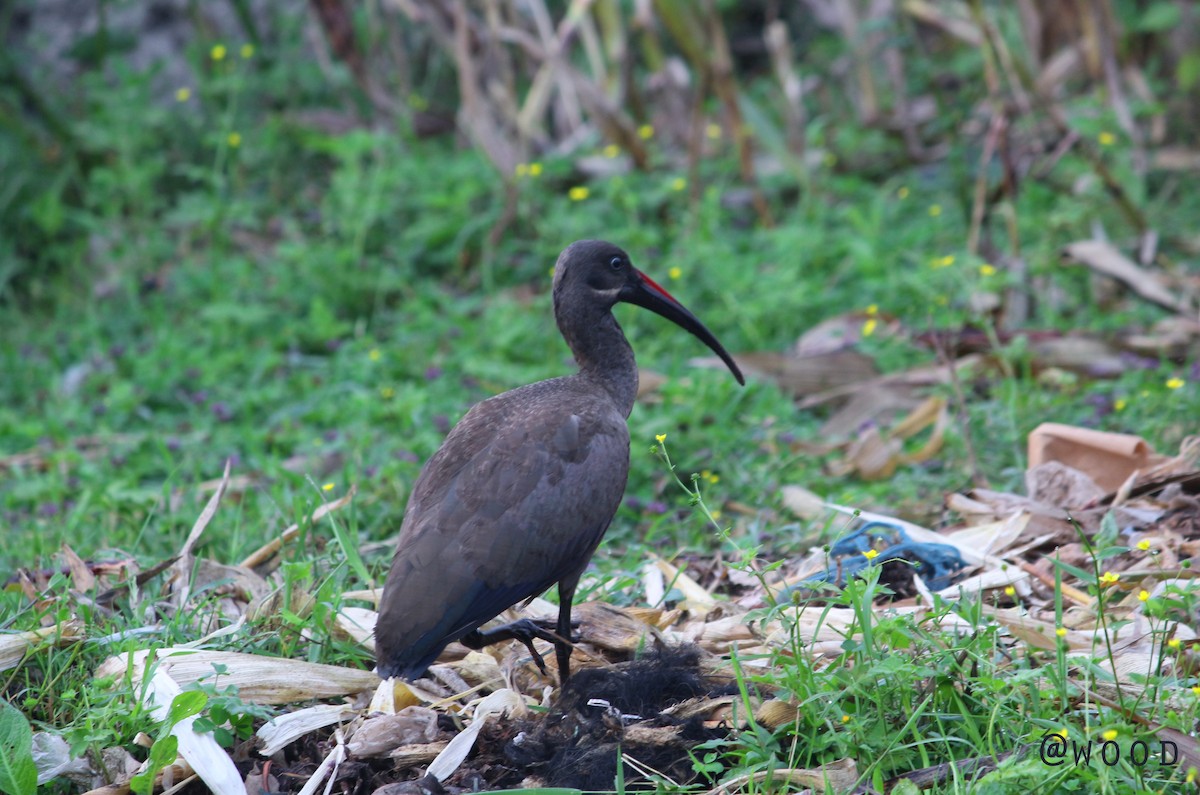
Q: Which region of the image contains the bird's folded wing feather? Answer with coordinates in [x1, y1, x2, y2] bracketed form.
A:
[376, 382, 630, 669]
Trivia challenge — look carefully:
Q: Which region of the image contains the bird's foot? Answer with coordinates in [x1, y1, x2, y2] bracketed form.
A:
[532, 616, 583, 644]
[461, 618, 573, 676]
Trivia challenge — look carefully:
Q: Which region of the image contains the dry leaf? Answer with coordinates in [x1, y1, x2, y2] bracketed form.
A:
[653, 555, 717, 616]
[346, 707, 441, 758]
[819, 386, 921, 442]
[829, 397, 948, 480]
[367, 677, 427, 714]
[1063, 240, 1193, 314]
[335, 606, 378, 649]
[239, 485, 357, 571]
[257, 704, 358, 756]
[569, 601, 664, 654]
[297, 726, 345, 795]
[426, 689, 526, 782]
[1025, 461, 1106, 509]
[170, 460, 231, 610]
[704, 757, 858, 795]
[779, 485, 826, 520]
[1030, 336, 1128, 378]
[0, 620, 85, 673]
[693, 349, 878, 396]
[59, 544, 95, 592]
[96, 648, 379, 705]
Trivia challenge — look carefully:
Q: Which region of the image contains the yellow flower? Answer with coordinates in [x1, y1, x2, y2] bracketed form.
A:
[227, 132, 242, 148]
[1098, 131, 1116, 146]
[671, 177, 687, 192]
[568, 186, 589, 201]
[841, 714, 850, 723]
[638, 124, 654, 139]
[175, 87, 191, 102]
[866, 304, 878, 315]
[1169, 638, 1182, 650]
[1101, 729, 1118, 741]
[514, 163, 529, 178]
[1166, 377, 1185, 390]
[655, 433, 667, 444]
[603, 144, 620, 158]
[211, 44, 227, 61]
[1192, 685, 1200, 696]
[706, 123, 722, 140]
[862, 318, 877, 338]
[380, 386, 395, 399]
[529, 162, 543, 176]
[1055, 627, 1067, 638]
[1114, 398, 1127, 412]
[979, 263, 997, 277]
[1188, 768, 1197, 785]
[668, 266, 682, 280]
[241, 43, 255, 59]
[322, 482, 335, 492]
[711, 510, 722, 520]
[1099, 571, 1119, 585]
[1138, 590, 1149, 602]
[896, 186, 909, 199]
[701, 470, 719, 484]
[1136, 539, 1151, 551]
[368, 348, 381, 362]
[1004, 585, 1016, 597]
[862, 549, 879, 561]
[928, 204, 942, 217]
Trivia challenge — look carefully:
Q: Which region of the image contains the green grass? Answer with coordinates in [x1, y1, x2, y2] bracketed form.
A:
[2, 10, 1199, 794]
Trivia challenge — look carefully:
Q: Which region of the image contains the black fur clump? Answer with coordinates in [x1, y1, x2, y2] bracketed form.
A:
[489, 646, 732, 791]
[557, 645, 711, 716]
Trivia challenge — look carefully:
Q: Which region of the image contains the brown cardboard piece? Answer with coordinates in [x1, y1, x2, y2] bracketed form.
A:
[1027, 422, 1164, 493]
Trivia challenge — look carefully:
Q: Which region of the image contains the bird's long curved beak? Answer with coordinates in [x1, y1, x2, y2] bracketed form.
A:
[620, 270, 745, 385]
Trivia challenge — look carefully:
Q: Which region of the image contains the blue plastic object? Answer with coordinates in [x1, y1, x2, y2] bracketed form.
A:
[782, 520, 967, 596]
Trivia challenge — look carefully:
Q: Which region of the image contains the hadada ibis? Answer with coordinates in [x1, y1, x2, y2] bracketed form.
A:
[375, 240, 744, 683]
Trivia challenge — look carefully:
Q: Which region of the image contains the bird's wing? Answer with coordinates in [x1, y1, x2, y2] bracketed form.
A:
[375, 383, 630, 678]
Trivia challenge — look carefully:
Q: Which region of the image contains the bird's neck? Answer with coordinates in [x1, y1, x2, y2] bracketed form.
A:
[559, 307, 638, 417]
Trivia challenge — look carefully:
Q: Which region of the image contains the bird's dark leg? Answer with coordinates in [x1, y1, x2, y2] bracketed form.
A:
[460, 619, 566, 675]
[555, 577, 579, 685]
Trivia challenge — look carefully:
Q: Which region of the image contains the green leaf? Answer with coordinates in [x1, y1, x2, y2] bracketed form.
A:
[0, 702, 37, 795]
[1178, 52, 1200, 91]
[167, 691, 208, 725]
[1136, 2, 1181, 31]
[329, 511, 373, 589]
[130, 735, 179, 795]
[146, 735, 179, 770]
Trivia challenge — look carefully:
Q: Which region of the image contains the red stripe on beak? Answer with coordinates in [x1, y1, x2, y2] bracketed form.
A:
[636, 270, 679, 306]
[621, 263, 745, 386]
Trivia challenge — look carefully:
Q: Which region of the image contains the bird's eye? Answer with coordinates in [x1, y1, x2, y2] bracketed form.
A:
[609, 256, 623, 270]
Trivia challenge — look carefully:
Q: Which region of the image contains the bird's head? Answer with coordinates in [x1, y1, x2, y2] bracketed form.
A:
[553, 239, 745, 385]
